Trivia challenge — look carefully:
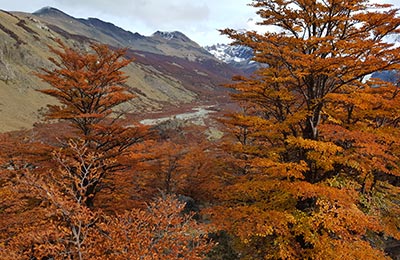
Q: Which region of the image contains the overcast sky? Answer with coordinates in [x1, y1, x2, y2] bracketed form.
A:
[0, 0, 399, 46]
[0, 0, 258, 46]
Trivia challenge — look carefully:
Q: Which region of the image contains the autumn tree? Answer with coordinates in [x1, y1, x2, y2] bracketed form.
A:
[0, 42, 215, 259]
[0, 140, 103, 259]
[137, 123, 221, 200]
[1, 148, 213, 259]
[0, 41, 141, 257]
[142, 141, 189, 194]
[36, 41, 148, 208]
[0, 129, 61, 258]
[213, 0, 400, 259]
[94, 195, 214, 260]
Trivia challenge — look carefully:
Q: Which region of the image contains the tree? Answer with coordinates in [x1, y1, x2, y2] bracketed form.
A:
[94, 195, 214, 260]
[141, 141, 187, 194]
[0, 42, 214, 259]
[0, 140, 103, 259]
[213, 0, 400, 258]
[37, 40, 133, 136]
[1, 151, 213, 259]
[36, 40, 148, 208]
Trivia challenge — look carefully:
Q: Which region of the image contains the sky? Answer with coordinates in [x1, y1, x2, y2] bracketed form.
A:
[0, 0, 399, 46]
[0, 0, 258, 46]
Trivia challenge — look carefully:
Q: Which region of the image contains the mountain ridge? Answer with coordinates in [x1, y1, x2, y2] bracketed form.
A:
[0, 7, 241, 132]
[31, 6, 214, 61]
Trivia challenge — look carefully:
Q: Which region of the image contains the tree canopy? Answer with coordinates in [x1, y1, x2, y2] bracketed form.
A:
[36, 41, 148, 208]
[2, 1, 400, 259]
[0, 42, 213, 259]
[213, 0, 400, 258]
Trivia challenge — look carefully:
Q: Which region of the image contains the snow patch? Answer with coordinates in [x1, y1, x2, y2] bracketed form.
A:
[152, 31, 183, 41]
[204, 44, 253, 64]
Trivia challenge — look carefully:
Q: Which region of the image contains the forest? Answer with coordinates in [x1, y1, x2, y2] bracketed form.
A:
[1, 0, 400, 259]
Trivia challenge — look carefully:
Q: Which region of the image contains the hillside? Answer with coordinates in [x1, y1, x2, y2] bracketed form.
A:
[0, 7, 239, 132]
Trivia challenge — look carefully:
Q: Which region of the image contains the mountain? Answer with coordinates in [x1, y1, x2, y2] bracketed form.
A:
[204, 43, 259, 73]
[204, 44, 252, 63]
[0, 7, 241, 132]
[371, 70, 399, 83]
[33, 7, 213, 61]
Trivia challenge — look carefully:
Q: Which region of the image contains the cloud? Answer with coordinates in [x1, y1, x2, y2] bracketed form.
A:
[54, 0, 210, 28]
[2, 0, 398, 46]
[0, 0, 255, 45]
[47, 0, 217, 44]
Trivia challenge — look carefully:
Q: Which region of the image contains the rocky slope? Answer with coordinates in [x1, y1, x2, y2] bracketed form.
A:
[0, 7, 240, 132]
[33, 7, 213, 61]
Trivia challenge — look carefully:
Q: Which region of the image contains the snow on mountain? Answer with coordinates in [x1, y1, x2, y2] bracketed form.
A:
[204, 44, 253, 64]
[204, 43, 259, 73]
[152, 31, 178, 40]
[152, 31, 192, 42]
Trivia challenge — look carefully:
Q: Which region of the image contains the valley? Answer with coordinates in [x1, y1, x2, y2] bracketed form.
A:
[0, 7, 243, 132]
[139, 105, 216, 126]
[2, 2, 400, 259]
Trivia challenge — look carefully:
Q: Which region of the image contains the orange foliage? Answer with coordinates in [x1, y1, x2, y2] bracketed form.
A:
[35, 40, 149, 208]
[1, 165, 213, 259]
[94, 195, 213, 260]
[213, 0, 400, 258]
[0, 42, 214, 259]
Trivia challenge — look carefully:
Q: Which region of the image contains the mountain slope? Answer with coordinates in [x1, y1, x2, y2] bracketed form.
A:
[33, 7, 213, 61]
[0, 8, 240, 132]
